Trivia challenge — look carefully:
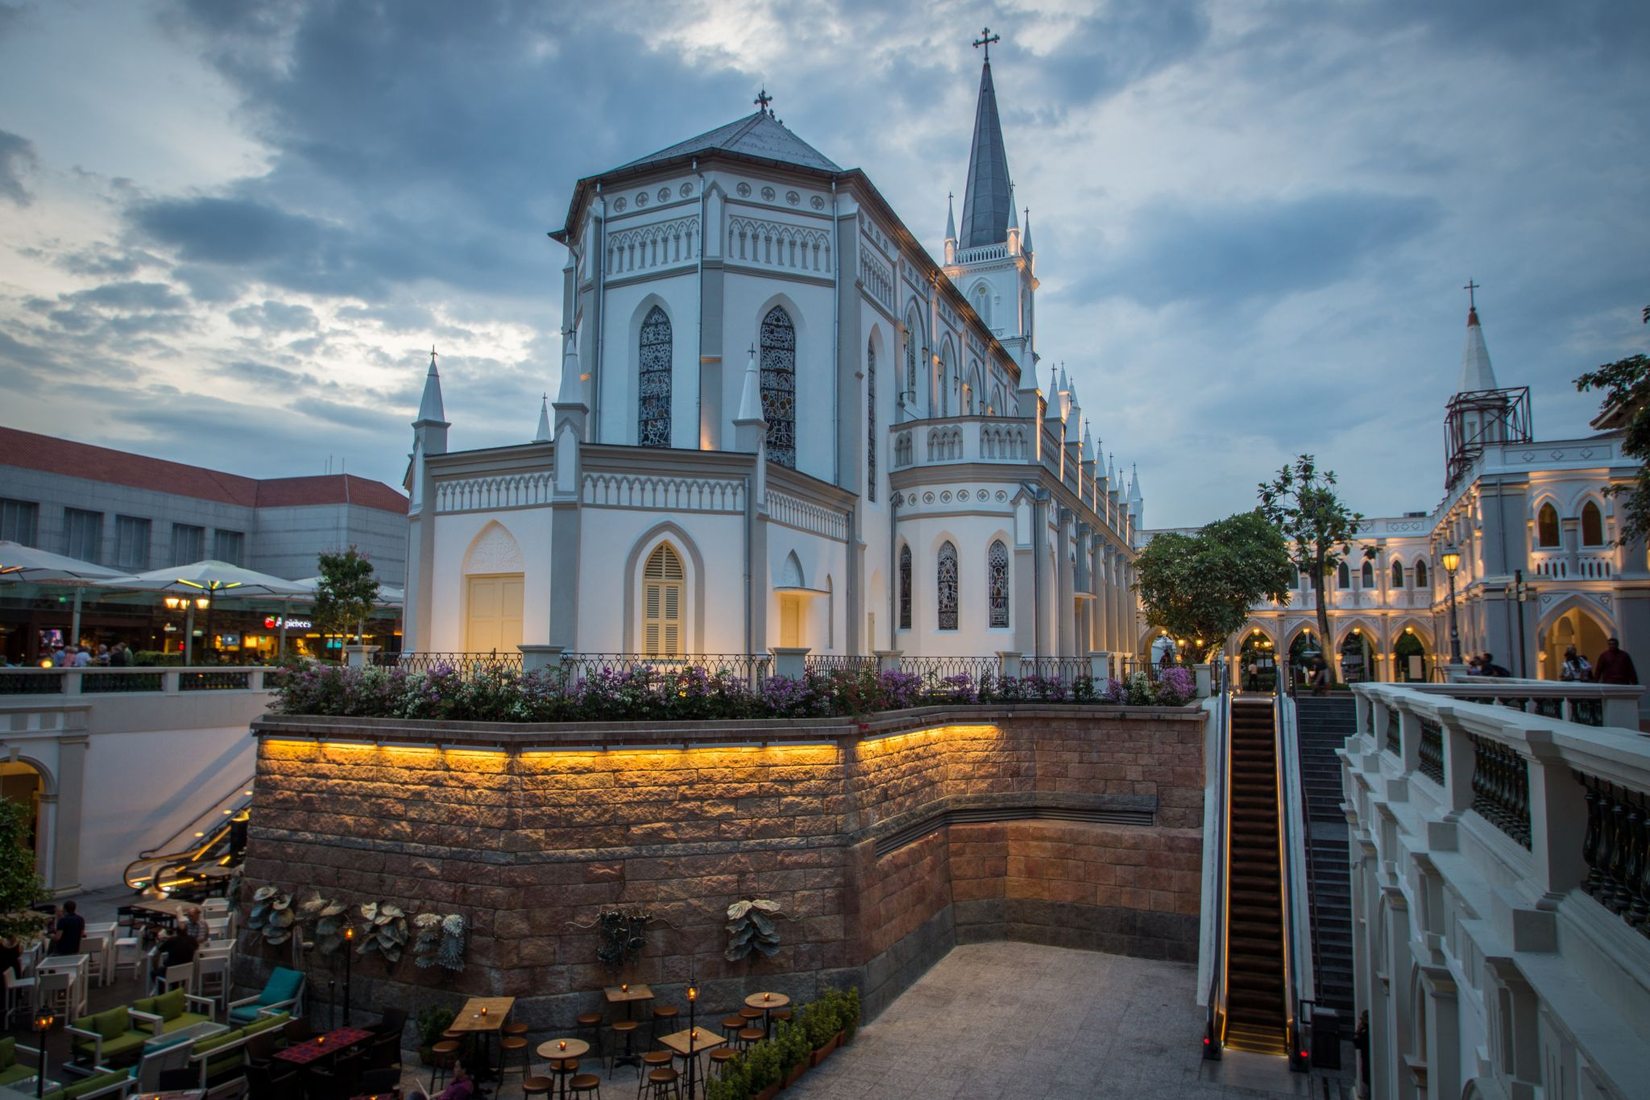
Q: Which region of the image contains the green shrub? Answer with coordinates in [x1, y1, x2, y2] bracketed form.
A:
[742, 1039, 782, 1092]
[773, 1019, 810, 1073]
[415, 1005, 455, 1051]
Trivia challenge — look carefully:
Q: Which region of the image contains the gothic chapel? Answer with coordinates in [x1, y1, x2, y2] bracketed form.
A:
[401, 41, 1145, 666]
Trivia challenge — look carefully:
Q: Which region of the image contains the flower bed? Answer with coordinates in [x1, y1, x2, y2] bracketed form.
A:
[268, 662, 1196, 722]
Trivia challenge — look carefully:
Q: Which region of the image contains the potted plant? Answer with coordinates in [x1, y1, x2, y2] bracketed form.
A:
[744, 1040, 783, 1100]
[839, 986, 861, 1044]
[706, 1059, 749, 1100]
[801, 998, 842, 1067]
[774, 1019, 810, 1087]
[415, 1005, 455, 1065]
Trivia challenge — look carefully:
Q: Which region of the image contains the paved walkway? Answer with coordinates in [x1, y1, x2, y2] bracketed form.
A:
[788, 942, 1353, 1100]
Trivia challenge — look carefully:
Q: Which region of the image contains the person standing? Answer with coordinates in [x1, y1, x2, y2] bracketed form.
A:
[1560, 645, 1592, 682]
[1593, 637, 1639, 684]
[1479, 652, 1511, 678]
[51, 899, 85, 956]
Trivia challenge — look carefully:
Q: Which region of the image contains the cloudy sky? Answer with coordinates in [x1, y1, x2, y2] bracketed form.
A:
[1, 0, 1646, 528]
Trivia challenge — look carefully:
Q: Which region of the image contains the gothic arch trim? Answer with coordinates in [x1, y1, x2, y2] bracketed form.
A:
[1534, 592, 1617, 639]
[1334, 618, 1383, 651]
[1391, 618, 1436, 651]
[462, 521, 524, 574]
[621, 521, 708, 654]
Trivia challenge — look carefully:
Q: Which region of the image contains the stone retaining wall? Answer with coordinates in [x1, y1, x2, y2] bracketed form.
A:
[243, 704, 1205, 1024]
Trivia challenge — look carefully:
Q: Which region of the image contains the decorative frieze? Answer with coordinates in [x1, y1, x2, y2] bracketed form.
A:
[436, 472, 555, 513]
[768, 490, 848, 541]
[582, 473, 744, 512]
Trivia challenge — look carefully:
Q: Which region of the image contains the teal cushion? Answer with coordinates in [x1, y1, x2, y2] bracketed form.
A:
[260, 966, 303, 1006]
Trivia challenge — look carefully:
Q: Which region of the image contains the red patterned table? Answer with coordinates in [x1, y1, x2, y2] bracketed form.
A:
[274, 1026, 375, 1065]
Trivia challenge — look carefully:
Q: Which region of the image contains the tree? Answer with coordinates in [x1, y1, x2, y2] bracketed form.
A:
[313, 547, 380, 658]
[1135, 510, 1294, 664]
[0, 797, 45, 942]
[1574, 311, 1650, 546]
[1258, 455, 1369, 679]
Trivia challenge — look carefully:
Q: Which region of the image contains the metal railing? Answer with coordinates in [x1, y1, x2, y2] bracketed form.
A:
[1204, 661, 1232, 1060]
[375, 651, 523, 676]
[562, 652, 773, 689]
[0, 665, 273, 696]
[804, 654, 878, 673]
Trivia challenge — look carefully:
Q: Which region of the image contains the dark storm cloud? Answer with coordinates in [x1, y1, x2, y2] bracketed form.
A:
[133, 196, 322, 266]
[1350, 0, 1650, 61]
[1028, 0, 1210, 110]
[217, 358, 316, 389]
[0, 129, 36, 205]
[1077, 192, 1439, 309]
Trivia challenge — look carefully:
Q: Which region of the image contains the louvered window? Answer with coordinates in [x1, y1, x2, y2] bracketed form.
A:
[987, 539, 1009, 627]
[937, 541, 958, 631]
[643, 544, 684, 656]
[760, 306, 796, 468]
[638, 306, 672, 447]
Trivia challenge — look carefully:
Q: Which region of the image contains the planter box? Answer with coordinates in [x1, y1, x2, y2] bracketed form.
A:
[755, 1085, 781, 1100]
[783, 1061, 808, 1088]
[809, 1033, 840, 1067]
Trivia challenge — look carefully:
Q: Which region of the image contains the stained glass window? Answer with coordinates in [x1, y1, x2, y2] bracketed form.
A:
[988, 539, 1009, 627]
[638, 306, 672, 447]
[866, 342, 876, 502]
[760, 306, 796, 468]
[898, 544, 911, 630]
[937, 541, 958, 631]
[1391, 559, 1405, 588]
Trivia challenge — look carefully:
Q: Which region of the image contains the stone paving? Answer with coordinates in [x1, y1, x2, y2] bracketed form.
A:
[787, 942, 1353, 1100]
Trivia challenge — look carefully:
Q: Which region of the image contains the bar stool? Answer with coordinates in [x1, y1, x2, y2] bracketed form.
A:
[608, 1020, 640, 1079]
[500, 1035, 530, 1084]
[650, 1004, 679, 1044]
[708, 1048, 737, 1079]
[569, 1071, 603, 1098]
[735, 1027, 764, 1053]
[638, 1050, 672, 1098]
[428, 1039, 460, 1091]
[577, 1011, 605, 1061]
[552, 1057, 581, 1097]
[639, 1063, 679, 1100]
[719, 1015, 745, 1036]
[523, 1074, 556, 1097]
[504, 1020, 530, 1038]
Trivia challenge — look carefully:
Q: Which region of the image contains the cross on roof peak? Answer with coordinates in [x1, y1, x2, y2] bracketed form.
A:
[1462, 279, 1480, 310]
[429, 346, 439, 367]
[754, 88, 773, 115]
[973, 26, 1001, 60]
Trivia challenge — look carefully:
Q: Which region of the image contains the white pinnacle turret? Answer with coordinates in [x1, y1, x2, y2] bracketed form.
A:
[534, 395, 551, 442]
[555, 330, 584, 407]
[945, 192, 956, 243]
[1458, 304, 1499, 393]
[735, 345, 764, 425]
[415, 348, 447, 426]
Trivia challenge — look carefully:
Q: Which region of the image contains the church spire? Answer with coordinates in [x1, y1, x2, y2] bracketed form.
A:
[534, 394, 551, 443]
[959, 30, 1013, 251]
[945, 192, 956, 242]
[415, 347, 447, 426]
[1022, 208, 1033, 254]
[1457, 282, 1498, 393]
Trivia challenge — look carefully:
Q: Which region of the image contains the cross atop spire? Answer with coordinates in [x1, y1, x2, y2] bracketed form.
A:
[429, 345, 439, 367]
[1463, 278, 1479, 311]
[754, 88, 773, 115]
[973, 26, 1001, 61]
[959, 38, 1014, 250]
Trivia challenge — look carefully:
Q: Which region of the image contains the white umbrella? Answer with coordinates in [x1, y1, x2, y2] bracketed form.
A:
[0, 540, 128, 648]
[104, 560, 311, 663]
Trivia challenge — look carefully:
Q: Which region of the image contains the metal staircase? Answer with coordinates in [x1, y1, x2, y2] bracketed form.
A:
[1293, 696, 1356, 1017]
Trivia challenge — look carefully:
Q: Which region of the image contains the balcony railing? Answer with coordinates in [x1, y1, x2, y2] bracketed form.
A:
[0, 666, 273, 696]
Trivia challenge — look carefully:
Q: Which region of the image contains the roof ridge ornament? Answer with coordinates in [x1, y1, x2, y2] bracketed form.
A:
[973, 26, 1001, 61]
[755, 87, 773, 116]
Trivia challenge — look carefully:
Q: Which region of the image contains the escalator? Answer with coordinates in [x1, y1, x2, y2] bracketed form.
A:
[123, 779, 254, 896]
[1224, 697, 1289, 1054]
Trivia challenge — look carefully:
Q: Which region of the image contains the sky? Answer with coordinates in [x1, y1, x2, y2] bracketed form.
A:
[0, 0, 1646, 529]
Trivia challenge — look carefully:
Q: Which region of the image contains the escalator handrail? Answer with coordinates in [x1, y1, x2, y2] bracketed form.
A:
[1205, 660, 1233, 1054]
[1273, 672, 1315, 1062]
[134, 777, 254, 861]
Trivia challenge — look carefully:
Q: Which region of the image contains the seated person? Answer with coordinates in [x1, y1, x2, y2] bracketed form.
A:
[434, 1059, 476, 1100]
[151, 927, 198, 992]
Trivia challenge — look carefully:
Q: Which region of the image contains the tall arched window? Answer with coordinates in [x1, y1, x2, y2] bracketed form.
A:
[866, 340, 876, 502]
[1537, 502, 1560, 547]
[904, 308, 921, 408]
[987, 539, 1009, 627]
[643, 544, 684, 656]
[972, 283, 991, 328]
[637, 305, 672, 447]
[1581, 500, 1604, 545]
[1337, 561, 1351, 589]
[939, 342, 955, 417]
[1391, 559, 1405, 588]
[937, 541, 958, 630]
[898, 545, 912, 630]
[1360, 561, 1374, 588]
[760, 306, 796, 468]
[1414, 559, 1429, 589]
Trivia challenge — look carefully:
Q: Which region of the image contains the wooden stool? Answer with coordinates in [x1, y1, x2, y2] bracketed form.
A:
[523, 1074, 556, 1097]
[504, 1020, 530, 1037]
[500, 1034, 529, 1081]
[569, 1071, 603, 1098]
[640, 1049, 673, 1090]
[735, 1027, 765, 1052]
[719, 1015, 745, 1034]
[708, 1048, 737, 1078]
[640, 1065, 679, 1100]
[428, 1039, 460, 1091]
[738, 1007, 764, 1025]
[650, 1004, 680, 1043]
[608, 1020, 641, 1079]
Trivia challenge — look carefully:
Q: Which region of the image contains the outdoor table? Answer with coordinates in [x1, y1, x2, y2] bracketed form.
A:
[274, 1026, 375, 1066]
[658, 1028, 725, 1100]
[535, 1039, 591, 1099]
[143, 1020, 229, 1053]
[744, 992, 790, 1038]
[131, 898, 196, 921]
[35, 953, 90, 1017]
[603, 984, 652, 1070]
[448, 996, 515, 1080]
[0, 1077, 58, 1099]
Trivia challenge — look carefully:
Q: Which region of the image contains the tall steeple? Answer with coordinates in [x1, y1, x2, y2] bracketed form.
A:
[1457, 292, 1498, 393]
[959, 31, 1013, 251]
[415, 347, 447, 428]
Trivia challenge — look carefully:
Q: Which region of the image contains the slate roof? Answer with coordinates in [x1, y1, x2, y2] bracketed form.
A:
[0, 426, 407, 514]
[959, 60, 1013, 250]
[618, 110, 842, 174]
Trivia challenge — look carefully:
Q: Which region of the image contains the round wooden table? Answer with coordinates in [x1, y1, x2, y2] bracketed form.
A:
[744, 992, 791, 1037]
[536, 1038, 591, 1099]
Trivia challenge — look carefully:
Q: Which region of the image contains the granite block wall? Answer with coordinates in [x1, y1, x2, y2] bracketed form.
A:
[242, 705, 1205, 1024]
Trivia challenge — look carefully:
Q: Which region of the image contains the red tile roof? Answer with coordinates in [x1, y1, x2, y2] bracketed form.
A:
[0, 426, 407, 515]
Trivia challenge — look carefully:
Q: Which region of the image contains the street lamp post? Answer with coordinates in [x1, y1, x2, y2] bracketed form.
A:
[1442, 547, 1463, 666]
[33, 1010, 55, 1098]
[342, 923, 355, 1027]
[685, 977, 700, 1100]
[1514, 568, 1533, 678]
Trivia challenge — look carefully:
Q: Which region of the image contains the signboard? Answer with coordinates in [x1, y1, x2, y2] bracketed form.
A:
[263, 616, 314, 630]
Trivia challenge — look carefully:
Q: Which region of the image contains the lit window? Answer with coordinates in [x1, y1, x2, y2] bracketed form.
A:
[643, 544, 684, 656]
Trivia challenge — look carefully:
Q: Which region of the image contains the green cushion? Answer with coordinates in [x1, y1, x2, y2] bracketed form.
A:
[155, 988, 187, 1021]
[242, 1011, 288, 1036]
[130, 995, 158, 1016]
[95, 1007, 129, 1042]
[0, 1035, 13, 1069]
[92, 1031, 147, 1062]
[159, 1011, 212, 1035]
[55, 1069, 133, 1098]
[0, 1064, 31, 1088]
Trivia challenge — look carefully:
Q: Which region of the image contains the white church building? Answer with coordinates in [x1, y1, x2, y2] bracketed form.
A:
[399, 53, 1144, 668]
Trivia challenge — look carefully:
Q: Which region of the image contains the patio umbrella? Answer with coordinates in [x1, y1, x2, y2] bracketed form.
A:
[106, 560, 311, 663]
[0, 540, 128, 649]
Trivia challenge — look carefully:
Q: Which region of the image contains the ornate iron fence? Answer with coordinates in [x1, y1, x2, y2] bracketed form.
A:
[562, 652, 773, 689]
[375, 651, 524, 676]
